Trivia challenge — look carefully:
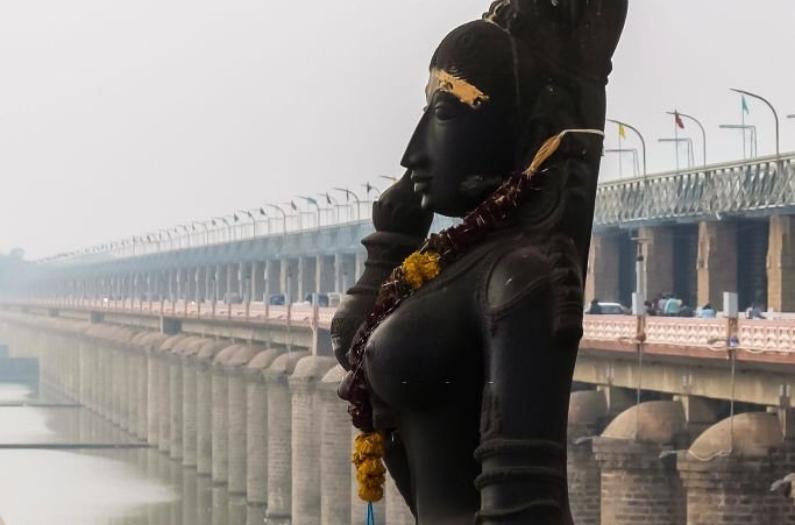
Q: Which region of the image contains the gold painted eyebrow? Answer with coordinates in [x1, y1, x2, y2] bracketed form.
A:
[427, 68, 491, 110]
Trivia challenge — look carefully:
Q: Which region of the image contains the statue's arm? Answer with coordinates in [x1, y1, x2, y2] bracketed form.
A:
[331, 170, 433, 369]
[476, 247, 570, 525]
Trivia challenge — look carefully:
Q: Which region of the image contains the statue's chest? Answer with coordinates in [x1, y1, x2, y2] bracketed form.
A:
[364, 278, 484, 412]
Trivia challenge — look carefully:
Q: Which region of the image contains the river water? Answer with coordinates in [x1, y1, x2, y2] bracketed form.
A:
[0, 382, 243, 525]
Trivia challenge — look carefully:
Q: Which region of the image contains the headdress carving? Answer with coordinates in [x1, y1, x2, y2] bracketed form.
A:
[484, 0, 628, 85]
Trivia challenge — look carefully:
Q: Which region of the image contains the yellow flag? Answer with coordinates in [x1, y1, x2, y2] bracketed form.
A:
[618, 123, 627, 139]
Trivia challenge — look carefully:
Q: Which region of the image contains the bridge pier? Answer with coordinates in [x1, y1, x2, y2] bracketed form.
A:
[264, 350, 309, 525]
[289, 354, 336, 525]
[593, 400, 689, 525]
[211, 344, 237, 485]
[197, 341, 227, 475]
[227, 344, 263, 495]
[567, 390, 609, 525]
[679, 412, 795, 524]
[319, 366, 352, 525]
[245, 347, 283, 521]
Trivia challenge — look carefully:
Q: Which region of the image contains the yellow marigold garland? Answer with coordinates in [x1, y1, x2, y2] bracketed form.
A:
[353, 431, 386, 502]
[400, 251, 441, 289]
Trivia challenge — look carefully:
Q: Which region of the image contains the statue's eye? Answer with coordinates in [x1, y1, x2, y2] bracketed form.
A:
[433, 102, 458, 121]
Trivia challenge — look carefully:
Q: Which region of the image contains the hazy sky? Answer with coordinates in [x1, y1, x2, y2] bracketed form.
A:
[1, 1, 794, 258]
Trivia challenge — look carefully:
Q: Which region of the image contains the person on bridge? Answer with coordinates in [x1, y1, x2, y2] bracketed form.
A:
[700, 303, 717, 318]
[587, 298, 603, 315]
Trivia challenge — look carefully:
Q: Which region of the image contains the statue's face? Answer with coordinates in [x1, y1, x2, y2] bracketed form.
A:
[400, 22, 517, 217]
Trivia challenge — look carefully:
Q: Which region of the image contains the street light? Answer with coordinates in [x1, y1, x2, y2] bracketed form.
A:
[731, 88, 780, 160]
[257, 207, 272, 235]
[263, 204, 288, 235]
[235, 209, 257, 238]
[192, 221, 210, 245]
[176, 225, 192, 248]
[667, 110, 707, 166]
[607, 118, 647, 177]
[362, 182, 381, 199]
[604, 148, 640, 178]
[658, 138, 695, 170]
[333, 187, 362, 220]
[719, 124, 759, 158]
[297, 196, 322, 228]
[211, 216, 233, 243]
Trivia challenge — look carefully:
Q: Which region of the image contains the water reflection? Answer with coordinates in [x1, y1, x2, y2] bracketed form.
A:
[0, 381, 241, 525]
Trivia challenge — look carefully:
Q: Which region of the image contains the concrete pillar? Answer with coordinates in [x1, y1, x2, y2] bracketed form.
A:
[697, 220, 738, 308]
[157, 335, 184, 453]
[196, 341, 227, 476]
[593, 401, 688, 525]
[212, 344, 239, 485]
[639, 226, 675, 300]
[567, 390, 608, 525]
[298, 257, 317, 301]
[586, 233, 620, 304]
[289, 355, 336, 525]
[251, 261, 263, 304]
[354, 251, 366, 282]
[169, 339, 194, 461]
[226, 345, 263, 495]
[266, 259, 280, 299]
[319, 366, 352, 525]
[181, 338, 206, 467]
[334, 253, 344, 293]
[264, 351, 309, 525]
[244, 348, 283, 511]
[281, 258, 298, 303]
[767, 214, 795, 313]
[679, 412, 795, 525]
[316, 255, 335, 294]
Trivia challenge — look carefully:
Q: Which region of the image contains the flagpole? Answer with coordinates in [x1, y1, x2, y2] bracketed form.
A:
[731, 88, 780, 162]
[674, 113, 680, 173]
[668, 111, 707, 167]
[618, 126, 624, 179]
[607, 119, 647, 177]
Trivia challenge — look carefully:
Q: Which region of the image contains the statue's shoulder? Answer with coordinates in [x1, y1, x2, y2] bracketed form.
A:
[483, 241, 552, 312]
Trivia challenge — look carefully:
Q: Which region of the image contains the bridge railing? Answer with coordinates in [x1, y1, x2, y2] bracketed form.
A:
[15, 298, 795, 354]
[595, 153, 795, 228]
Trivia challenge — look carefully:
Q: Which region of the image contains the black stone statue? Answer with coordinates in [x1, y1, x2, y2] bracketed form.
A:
[331, 1, 627, 523]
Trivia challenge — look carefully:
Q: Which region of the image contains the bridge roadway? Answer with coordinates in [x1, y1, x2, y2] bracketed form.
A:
[3, 301, 795, 524]
[8, 298, 795, 410]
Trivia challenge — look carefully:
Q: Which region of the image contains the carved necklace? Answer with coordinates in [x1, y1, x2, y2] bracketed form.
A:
[345, 128, 604, 505]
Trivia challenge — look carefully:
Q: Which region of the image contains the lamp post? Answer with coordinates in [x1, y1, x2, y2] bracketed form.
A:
[668, 110, 707, 166]
[257, 207, 272, 235]
[319, 193, 341, 224]
[731, 88, 780, 160]
[719, 124, 759, 158]
[607, 119, 647, 177]
[605, 148, 640, 178]
[363, 182, 381, 199]
[333, 187, 362, 220]
[297, 196, 322, 229]
[192, 221, 211, 246]
[211, 216, 233, 243]
[236, 210, 257, 238]
[658, 137, 695, 170]
[263, 204, 288, 236]
[176, 225, 192, 249]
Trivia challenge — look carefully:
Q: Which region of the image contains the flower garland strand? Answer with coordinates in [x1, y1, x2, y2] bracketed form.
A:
[345, 129, 604, 505]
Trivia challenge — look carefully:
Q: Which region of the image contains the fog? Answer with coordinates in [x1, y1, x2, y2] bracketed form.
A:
[0, 1, 793, 258]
